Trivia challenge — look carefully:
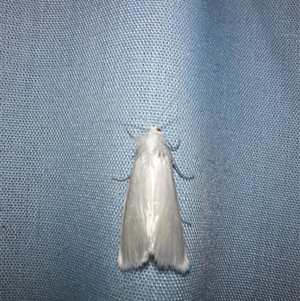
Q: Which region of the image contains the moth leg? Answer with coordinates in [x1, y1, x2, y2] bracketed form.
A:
[113, 175, 130, 181]
[126, 128, 135, 139]
[181, 218, 192, 227]
[172, 160, 194, 180]
[168, 139, 181, 151]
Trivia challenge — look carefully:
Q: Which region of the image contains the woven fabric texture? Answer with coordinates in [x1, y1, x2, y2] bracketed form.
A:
[1, 1, 299, 300]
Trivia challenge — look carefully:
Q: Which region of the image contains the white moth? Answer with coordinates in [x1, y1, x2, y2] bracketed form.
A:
[117, 125, 193, 273]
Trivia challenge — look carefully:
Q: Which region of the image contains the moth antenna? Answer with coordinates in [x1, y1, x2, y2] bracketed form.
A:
[136, 112, 151, 129]
[156, 91, 180, 127]
[124, 106, 150, 130]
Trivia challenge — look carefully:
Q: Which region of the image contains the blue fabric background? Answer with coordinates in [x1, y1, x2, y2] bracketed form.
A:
[1, 1, 299, 300]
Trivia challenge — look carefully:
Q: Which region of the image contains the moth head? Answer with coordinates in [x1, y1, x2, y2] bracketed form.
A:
[149, 126, 162, 134]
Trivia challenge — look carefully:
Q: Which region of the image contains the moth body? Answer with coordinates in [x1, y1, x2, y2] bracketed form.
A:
[118, 126, 190, 273]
